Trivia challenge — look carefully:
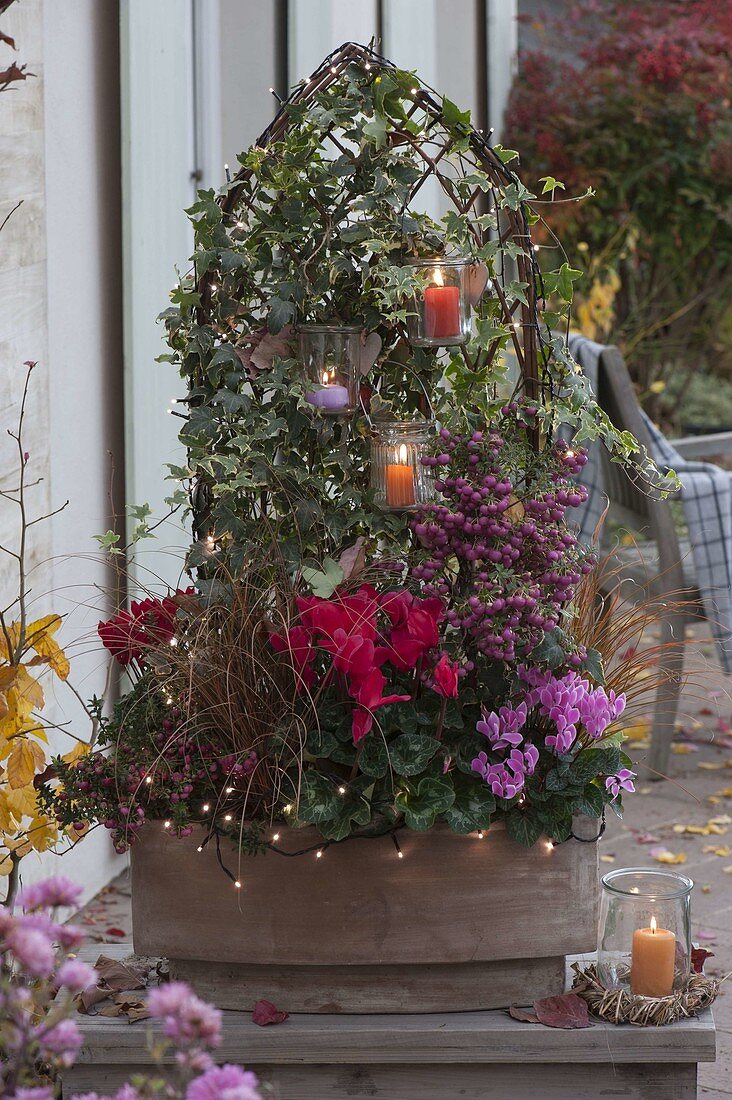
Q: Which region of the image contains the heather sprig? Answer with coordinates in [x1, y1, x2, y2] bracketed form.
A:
[0, 876, 265, 1100]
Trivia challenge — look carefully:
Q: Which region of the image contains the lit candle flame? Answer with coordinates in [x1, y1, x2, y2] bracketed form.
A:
[321, 370, 330, 385]
[432, 266, 444, 287]
[650, 915, 657, 934]
[398, 443, 408, 465]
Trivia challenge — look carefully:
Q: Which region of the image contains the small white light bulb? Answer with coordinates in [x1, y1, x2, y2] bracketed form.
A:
[202, 803, 210, 813]
[234, 880, 242, 889]
[316, 849, 323, 859]
[272, 832, 280, 842]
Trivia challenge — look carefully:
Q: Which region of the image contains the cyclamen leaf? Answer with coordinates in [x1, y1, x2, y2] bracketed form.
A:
[389, 734, 441, 776]
[504, 809, 543, 848]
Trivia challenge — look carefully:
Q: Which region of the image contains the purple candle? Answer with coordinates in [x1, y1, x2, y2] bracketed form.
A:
[305, 371, 350, 412]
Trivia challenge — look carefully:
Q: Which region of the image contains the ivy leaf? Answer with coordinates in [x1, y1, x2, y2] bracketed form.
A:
[93, 530, 122, 555]
[396, 776, 455, 831]
[528, 628, 567, 669]
[389, 733, 441, 777]
[539, 176, 566, 195]
[301, 557, 344, 598]
[267, 298, 295, 334]
[444, 774, 495, 833]
[492, 144, 519, 165]
[441, 96, 471, 130]
[556, 263, 584, 303]
[362, 114, 389, 149]
[581, 648, 605, 684]
[296, 771, 340, 825]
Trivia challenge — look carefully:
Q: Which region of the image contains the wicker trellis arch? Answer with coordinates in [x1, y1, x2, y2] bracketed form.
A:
[195, 40, 547, 427]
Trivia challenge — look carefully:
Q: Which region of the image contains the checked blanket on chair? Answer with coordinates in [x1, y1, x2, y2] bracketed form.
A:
[569, 333, 732, 674]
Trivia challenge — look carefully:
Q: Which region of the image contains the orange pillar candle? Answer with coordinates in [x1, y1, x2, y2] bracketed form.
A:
[386, 444, 416, 508]
[630, 915, 676, 997]
[424, 268, 461, 339]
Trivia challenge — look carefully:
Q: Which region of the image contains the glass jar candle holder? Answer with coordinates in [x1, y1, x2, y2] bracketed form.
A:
[371, 420, 434, 512]
[298, 324, 361, 415]
[404, 258, 472, 347]
[598, 868, 693, 998]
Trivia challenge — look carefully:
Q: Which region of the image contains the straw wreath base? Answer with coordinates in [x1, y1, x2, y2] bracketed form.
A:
[571, 962, 720, 1026]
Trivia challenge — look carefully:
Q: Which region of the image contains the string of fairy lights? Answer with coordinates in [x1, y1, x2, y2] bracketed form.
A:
[150, 44, 607, 894]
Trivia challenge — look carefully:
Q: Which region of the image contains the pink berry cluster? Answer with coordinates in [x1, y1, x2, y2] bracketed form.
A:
[410, 419, 594, 663]
[47, 695, 258, 853]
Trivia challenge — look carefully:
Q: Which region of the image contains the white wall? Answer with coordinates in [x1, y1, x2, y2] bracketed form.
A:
[0, 0, 125, 903]
[121, 0, 194, 594]
[41, 0, 125, 900]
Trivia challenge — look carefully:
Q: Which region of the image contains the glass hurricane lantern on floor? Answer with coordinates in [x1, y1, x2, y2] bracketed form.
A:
[598, 868, 694, 998]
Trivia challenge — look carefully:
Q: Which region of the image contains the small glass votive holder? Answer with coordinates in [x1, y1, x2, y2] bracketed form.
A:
[298, 324, 361, 415]
[598, 868, 693, 998]
[404, 258, 472, 347]
[371, 420, 435, 512]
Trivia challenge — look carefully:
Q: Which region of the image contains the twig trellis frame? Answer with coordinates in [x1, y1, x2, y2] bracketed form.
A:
[195, 40, 549, 434]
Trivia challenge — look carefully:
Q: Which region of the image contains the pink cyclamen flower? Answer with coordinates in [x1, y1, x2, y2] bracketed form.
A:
[476, 701, 527, 750]
[5, 922, 56, 979]
[10, 1089, 55, 1100]
[431, 653, 460, 698]
[186, 1064, 262, 1100]
[147, 981, 222, 1048]
[577, 687, 626, 739]
[605, 769, 636, 800]
[20, 875, 84, 912]
[57, 957, 97, 992]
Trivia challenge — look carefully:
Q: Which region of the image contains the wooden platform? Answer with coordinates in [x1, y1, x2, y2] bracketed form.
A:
[63, 947, 717, 1099]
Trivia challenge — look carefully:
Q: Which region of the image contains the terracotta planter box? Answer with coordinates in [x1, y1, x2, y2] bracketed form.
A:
[131, 820, 598, 1013]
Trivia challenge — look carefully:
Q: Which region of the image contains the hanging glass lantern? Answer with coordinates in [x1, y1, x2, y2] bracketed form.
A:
[404, 258, 472, 347]
[371, 420, 434, 511]
[298, 324, 361, 415]
[597, 868, 693, 997]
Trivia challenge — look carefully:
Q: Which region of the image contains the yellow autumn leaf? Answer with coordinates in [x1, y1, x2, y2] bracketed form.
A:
[7, 740, 35, 789]
[5, 784, 37, 819]
[672, 744, 694, 755]
[698, 762, 727, 771]
[0, 790, 15, 832]
[6, 836, 32, 857]
[62, 740, 91, 765]
[28, 814, 57, 852]
[24, 615, 69, 680]
[710, 815, 732, 826]
[0, 666, 17, 691]
[724, 867, 732, 875]
[703, 845, 731, 857]
[0, 853, 14, 876]
[653, 849, 687, 865]
[504, 494, 525, 525]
